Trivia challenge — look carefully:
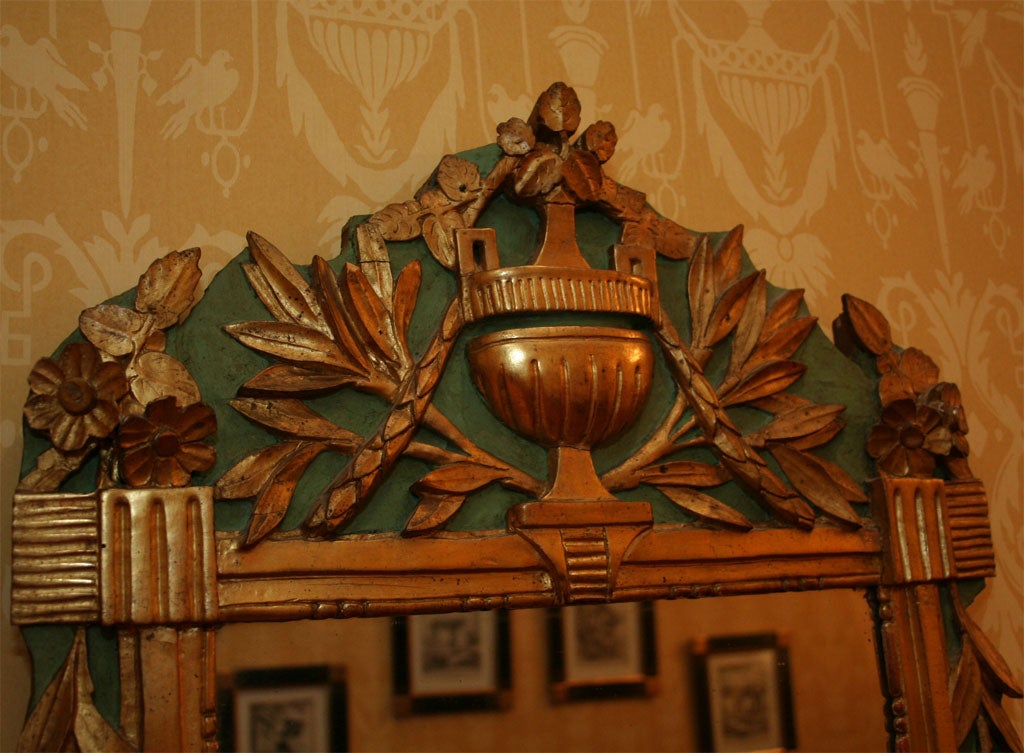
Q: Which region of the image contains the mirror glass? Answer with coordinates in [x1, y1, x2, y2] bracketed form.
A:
[216, 589, 885, 752]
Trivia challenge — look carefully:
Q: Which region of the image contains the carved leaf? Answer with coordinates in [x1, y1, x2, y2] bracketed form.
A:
[243, 363, 354, 393]
[951, 639, 984, 745]
[435, 155, 482, 202]
[245, 442, 327, 546]
[17, 628, 133, 753]
[562, 149, 603, 203]
[340, 263, 402, 367]
[713, 225, 744, 291]
[657, 486, 753, 532]
[752, 404, 846, 443]
[769, 444, 862, 527]
[421, 214, 458, 270]
[243, 264, 292, 325]
[728, 272, 768, 377]
[953, 595, 1024, 698]
[704, 273, 759, 348]
[639, 460, 730, 487]
[224, 321, 350, 370]
[652, 217, 698, 260]
[762, 289, 805, 339]
[412, 462, 507, 496]
[392, 261, 422, 361]
[843, 294, 893, 356]
[354, 223, 394, 304]
[744, 316, 817, 373]
[750, 392, 813, 414]
[79, 304, 151, 357]
[311, 256, 371, 374]
[246, 231, 327, 333]
[17, 447, 91, 493]
[721, 360, 807, 407]
[981, 687, 1024, 753]
[403, 493, 467, 536]
[230, 397, 360, 446]
[688, 235, 715, 344]
[215, 442, 301, 500]
[371, 201, 425, 241]
[785, 419, 847, 451]
[134, 246, 202, 328]
[513, 149, 562, 197]
[789, 451, 867, 501]
[130, 351, 201, 407]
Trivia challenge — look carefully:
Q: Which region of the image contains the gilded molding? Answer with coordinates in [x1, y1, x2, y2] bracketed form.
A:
[100, 487, 218, 625]
[11, 493, 101, 625]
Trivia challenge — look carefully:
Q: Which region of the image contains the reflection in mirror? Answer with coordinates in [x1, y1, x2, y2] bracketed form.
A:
[217, 590, 885, 752]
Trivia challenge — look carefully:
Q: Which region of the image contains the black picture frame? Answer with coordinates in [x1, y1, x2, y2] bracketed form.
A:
[691, 632, 796, 753]
[392, 609, 512, 714]
[217, 665, 347, 753]
[548, 601, 658, 702]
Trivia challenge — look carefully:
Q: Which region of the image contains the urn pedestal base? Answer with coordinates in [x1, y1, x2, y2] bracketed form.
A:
[508, 500, 653, 603]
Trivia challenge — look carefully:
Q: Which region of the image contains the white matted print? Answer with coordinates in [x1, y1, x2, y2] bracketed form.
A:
[235, 684, 330, 753]
[563, 602, 645, 683]
[408, 610, 498, 696]
[692, 633, 795, 753]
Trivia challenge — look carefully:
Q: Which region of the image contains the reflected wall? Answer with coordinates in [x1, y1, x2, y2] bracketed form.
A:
[217, 591, 885, 752]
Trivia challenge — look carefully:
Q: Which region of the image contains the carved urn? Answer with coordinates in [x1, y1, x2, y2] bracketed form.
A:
[468, 325, 654, 503]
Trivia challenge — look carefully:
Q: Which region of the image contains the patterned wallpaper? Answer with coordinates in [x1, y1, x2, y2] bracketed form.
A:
[2, 0, 1021, 743]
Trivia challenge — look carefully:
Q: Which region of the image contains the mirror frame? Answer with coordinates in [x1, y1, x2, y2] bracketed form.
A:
[10, 83, 1021, 753]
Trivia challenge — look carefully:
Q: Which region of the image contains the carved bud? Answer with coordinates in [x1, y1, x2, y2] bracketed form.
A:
[497, 117, 535, 156]
[528, 81, 581, 138]
[580, 120, 617, 163]
[512, 149, 563, 197]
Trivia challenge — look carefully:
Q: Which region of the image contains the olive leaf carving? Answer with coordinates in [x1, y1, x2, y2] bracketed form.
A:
[605, 229, 865, 530]
[221, 231, 541, 543]
[403, 461, 511, 536]
[948, 589, 1024, 751]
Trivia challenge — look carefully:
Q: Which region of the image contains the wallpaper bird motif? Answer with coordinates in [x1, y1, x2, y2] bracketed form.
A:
[1, 0, 1021, 744]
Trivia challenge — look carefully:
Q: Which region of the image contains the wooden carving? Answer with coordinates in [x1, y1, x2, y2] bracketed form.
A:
[10, 82, 1021, 752]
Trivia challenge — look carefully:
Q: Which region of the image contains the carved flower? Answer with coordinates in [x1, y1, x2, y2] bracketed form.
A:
[877, 347, 939, 404]
[923, 382, 969, 456]
[24, 342, 128, 451]
[118, 397, 216, 487]
[867, 398, 952, 477]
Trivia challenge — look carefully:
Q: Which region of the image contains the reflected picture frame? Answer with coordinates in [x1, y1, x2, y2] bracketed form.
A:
[691, 632, 796, 753]
[217, 665, 348, 753]
[549, 601, 658, 702]
[392, 610, 512, 714]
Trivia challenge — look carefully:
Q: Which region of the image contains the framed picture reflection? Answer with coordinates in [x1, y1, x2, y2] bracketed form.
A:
[691, 632, 796, 752]
[218, 665, 347, 753]
[549, 601, 658, 702]
[392, 609, 511, 714]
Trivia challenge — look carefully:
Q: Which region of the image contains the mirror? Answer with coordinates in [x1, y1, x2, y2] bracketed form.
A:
[216, 590, 885, 752]
[7, 62, 1021, 753]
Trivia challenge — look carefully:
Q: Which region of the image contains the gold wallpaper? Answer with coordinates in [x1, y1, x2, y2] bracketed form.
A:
[2, 0, 1021, 745]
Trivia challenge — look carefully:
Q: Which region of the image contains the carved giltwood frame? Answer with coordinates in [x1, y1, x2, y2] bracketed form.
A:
[11, 83, 1021, 752]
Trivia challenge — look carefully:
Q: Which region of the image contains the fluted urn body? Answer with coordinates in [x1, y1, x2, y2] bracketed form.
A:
[467, 325, 654, 502]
